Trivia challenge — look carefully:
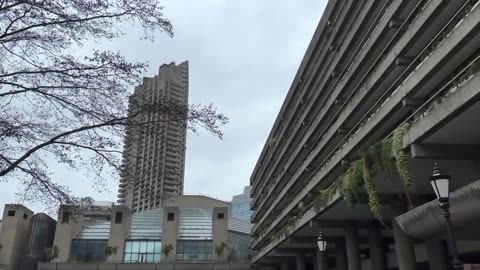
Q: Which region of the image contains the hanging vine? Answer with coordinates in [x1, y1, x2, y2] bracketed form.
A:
[313, 181, 340, 212]
[340, 159, 364, 207]
[335, 123, 413, 220]
[392, 123, 414, 188]
[362, 154, 383, 221]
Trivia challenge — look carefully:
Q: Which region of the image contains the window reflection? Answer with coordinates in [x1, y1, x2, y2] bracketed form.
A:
[70, 240, 108, 262]
[176, 240, 212, 261]
[123, 240, 161, 263]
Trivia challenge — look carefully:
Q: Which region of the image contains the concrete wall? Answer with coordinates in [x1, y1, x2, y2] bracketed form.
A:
[52, 206, 84, 262]
[38, 262, 253, 270]
[107, 205, 132, 262]
[0, 204, 34, 270]
[161, 207, 179, 261]
[163, 195, 230, 211]
[212, 207, 229, 261]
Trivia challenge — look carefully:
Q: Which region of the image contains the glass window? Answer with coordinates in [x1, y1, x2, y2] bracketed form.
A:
[123, 240, 161, 263]
[139, 241, 147, 253]
[176, 240, 212, 261]
[70, 240, 107, 262]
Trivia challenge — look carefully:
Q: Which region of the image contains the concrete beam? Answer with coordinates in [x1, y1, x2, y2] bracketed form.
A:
[410, 143, 480, 160]
[404, 72, 480, 147]
[401, 97, 424, 108]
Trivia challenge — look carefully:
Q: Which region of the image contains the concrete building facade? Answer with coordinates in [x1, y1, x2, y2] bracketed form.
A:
[42, 195, 251, 269]
[0, 205, 57, 270]
[231, 186, 253, 220]
[250, 0, 480, 269]
[118, 62, 189, 212]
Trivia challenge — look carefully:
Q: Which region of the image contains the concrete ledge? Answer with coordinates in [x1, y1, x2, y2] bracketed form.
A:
[403, 74, 480, 147]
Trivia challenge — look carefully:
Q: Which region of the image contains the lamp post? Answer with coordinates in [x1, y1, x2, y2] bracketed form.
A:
[317, 232, 327, 270]
[429, 163, 464, 270]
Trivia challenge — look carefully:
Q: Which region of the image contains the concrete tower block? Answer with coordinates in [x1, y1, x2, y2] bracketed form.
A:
[107, 205, 132, 262]
[52, 205, 84, 262]
[0, 204, 34, 270]
[162, 206, 179, 261]
[212, 207, 228, 261]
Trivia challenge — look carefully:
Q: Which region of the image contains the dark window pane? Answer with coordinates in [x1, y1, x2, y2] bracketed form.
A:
[115, 212, 123, 224]
[7, 210, 15, 216]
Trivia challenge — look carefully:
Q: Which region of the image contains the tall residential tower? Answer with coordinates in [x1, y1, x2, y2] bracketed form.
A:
[117, 61, 189, 212]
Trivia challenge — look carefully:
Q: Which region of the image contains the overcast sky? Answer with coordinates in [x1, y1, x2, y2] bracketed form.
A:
[0, 0, 326, 217]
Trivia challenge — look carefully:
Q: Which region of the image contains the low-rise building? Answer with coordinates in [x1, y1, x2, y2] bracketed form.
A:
[43, 195, 251, 269]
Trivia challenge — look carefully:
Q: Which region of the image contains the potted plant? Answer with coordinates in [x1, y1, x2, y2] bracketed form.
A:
[47, 245, 59, 262]
[104, 246, 118, 257]
[162, 244, 174, 260]
[214, 242, 228, 259]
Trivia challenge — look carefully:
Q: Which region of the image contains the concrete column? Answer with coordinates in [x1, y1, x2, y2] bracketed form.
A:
[296, 252, 306, 270]
[425, 239, 448, 270]
[315, 250, 327, 270]
[368, 223, 386, 270]
[335, 238, 348, 270]
[107, 205, 132, 261]
[280, 259, 289, 270]
[0, 204, 33, 270]
[162, 206, 179, 261]
[52, 205, 84, 262]
[345, 223, 362, 270]
[393, 220, 416, 270]
[212, 207, 228, 261]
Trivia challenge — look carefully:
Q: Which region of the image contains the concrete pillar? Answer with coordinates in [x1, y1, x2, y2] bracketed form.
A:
[107, 205, 132, 261]
[345, 223, 362, 270]
[280, 259, 289, 270]
[368, 223, 386, 270]
[425, 239, 448, 270]
[212, 207, 228, 261]
[335, 238, 348, 270]
[0, 204, 33, 270]
[296, 252, 306, 270]
[52, 205, 84, 262]
[393, 220, 416, 270]
[315, 250, 327, 270]
[162, 206, 179, 261]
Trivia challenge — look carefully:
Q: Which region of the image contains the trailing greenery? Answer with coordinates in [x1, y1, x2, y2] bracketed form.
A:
[362, 154, 382, 221]
[313, 182, 340, 212]
[392, 123, 413, 189]
[341, 159, 364, 207]
[335, 123, 414, 220]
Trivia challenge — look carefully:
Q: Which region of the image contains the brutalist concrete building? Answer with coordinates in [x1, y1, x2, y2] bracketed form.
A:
[250, 0, 480, 269]
[35, 195, 251, 269]
[118, 62, 189, 212]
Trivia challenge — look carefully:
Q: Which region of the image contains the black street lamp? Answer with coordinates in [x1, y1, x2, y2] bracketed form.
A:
[429, 163, 464, 270]
[317, 232, 327, 253]
[316, 232, 328, 270]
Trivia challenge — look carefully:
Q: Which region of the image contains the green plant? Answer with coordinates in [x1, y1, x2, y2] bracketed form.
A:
[340, 160, 364, 207]
[104, 246, 118, 257]
[162, 244, 174, 258]
[362, 154, 383, 221]
[47, 245, 59, 262]
[215, 242, 228, 258]
[392, 123, 414, 189]
[313, 182, 340, 212]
